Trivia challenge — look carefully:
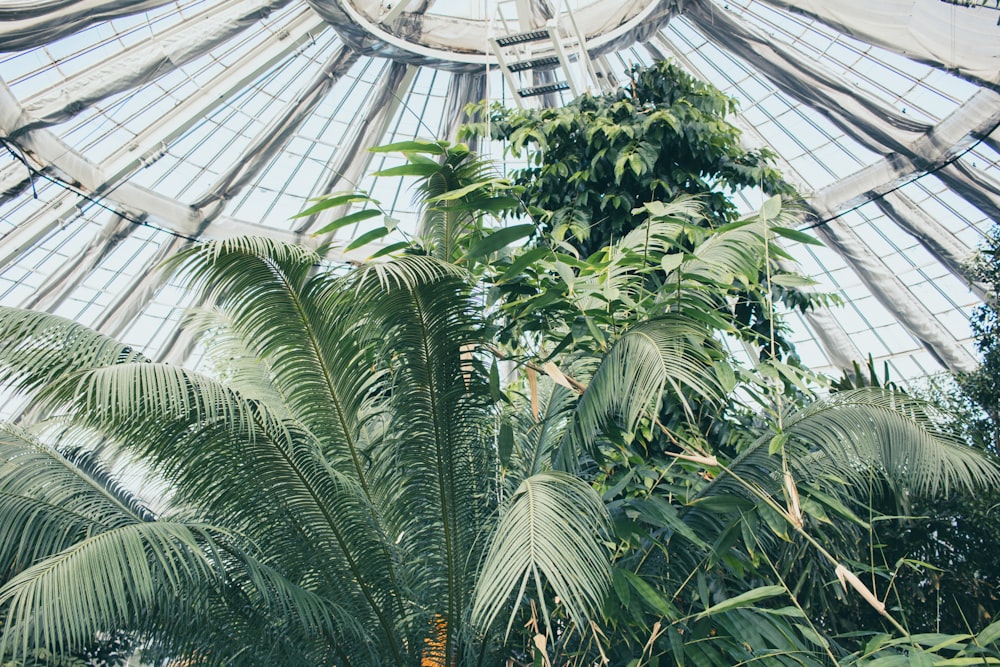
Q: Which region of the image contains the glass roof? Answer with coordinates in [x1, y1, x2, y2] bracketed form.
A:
[0, 0, 998, 380]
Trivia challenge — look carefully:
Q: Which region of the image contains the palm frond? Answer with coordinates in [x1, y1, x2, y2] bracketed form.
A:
[166, 238, 386, 493]
[22, 360, 406, 654]
[704, 388, 1000, 502]
[782, 388, 1000, 495]
[349, 253, 466, 293]
[504, 376, 576, 490]
[0, 521, 232, 660]
[471, 471, 611, 639]
[412, 145, 509, 261]
[180, 306, 288, 411]
[0, 307, 145, 398]
[0, 424, 152, 578]
[666, 218, 766, 289]
[360, 266, 496, 660]
[562, 314, 725, 466]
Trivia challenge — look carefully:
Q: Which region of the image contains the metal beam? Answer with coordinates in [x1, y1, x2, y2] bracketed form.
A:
[296, 62, 415, 238]
[0, 16, 326, 269]
[810, 202, 978, 373]
[192, 45, 361, 222]
[1, 11, 326, 203]
[810, 89, 1000, 214]
[876, 191, 988, 300]
[0, 0, 176, 51]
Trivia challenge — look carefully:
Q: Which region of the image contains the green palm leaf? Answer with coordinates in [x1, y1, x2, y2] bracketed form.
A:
[782, 389, 1000, 495]
[702, 388, 1000, 503]
[472, 471, 611, 639]
[504, 375, 576, 489]
[0, 332, 408, 661]
[166, 238, 383, 492]
[358, 264, 496, 661]
[0, 521, 233, 660]
[0, 424, 153, 579]
[561, 314, 725, 466]
[0, 306, 145, 398]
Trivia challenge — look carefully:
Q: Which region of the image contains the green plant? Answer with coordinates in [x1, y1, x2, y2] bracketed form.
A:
[2, 130, 998, 667]
[0, 245, 611, 666]
[463, 61, 794, 258]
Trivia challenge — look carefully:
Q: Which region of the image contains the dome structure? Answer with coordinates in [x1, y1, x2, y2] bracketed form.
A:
[0, 0, 998, 380]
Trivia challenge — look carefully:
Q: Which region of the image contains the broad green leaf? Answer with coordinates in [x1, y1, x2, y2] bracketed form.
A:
[798, 497, 832, 524]
[660, 253, 683, 273]
[925, 634, 973, 652]
[758, 503, 790, 541]
[497, 247, 550, 283]
[432, 178, 509, 202]
[464, 224, 535, 259]
[489, 358, 500, 399]
[687, 495, 754, 513]
[498, 421, 514, 466]
[793, 623, 830, 649]
[554, 261, 576, 290]
[369, 139, 446, 154]
[626, 496, 707, 548]
[808, 488, 869, 528]
[864, 657, 912, 667]
[368, 241, 410, 259]
[864, 632, 893, 655]
[769, 273, 818, 287]
[292, 193, 374, 218]
[760, 195, 781, 220]
[311, 208, 382, 236]
[621, 569, 677, 617]
[905, 651, 937, 667]
[344, 226, 389, 251]
[978, 619, 1000, 647]
[611, 567, 630, 608]
[772, 226, 824, 246]
[768, 432, 789, 456]
[372, 163, 441, 177]
[696, 585, 786, 618]
[761, 606, 806, 618]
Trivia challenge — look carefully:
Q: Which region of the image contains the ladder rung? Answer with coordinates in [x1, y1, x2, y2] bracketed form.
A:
[517, 81, 570, 97]
[508, 55, 560, 72]
[495, 29, 549, 46]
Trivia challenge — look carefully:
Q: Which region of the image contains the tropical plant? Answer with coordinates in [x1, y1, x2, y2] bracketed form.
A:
[956, 225, 1000, 454]
[2, 132, 999, 667]
[835, 225, 1000, 637]
[462, 60, 794, 258]
[463, 60, 833, 363]
[348, 139, 1000, 663]
[0, 242, 613, 666]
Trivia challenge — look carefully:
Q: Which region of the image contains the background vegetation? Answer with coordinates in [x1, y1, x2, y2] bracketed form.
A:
[1, 62, 999, 666]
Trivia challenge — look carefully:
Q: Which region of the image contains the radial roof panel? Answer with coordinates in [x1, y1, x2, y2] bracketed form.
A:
[1, 0, 998, 380]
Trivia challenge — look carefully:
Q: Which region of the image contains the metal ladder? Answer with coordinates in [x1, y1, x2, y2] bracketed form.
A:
[489, 0, 615, 108]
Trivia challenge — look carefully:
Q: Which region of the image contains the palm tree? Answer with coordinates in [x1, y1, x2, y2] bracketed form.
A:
[0, 242, 611, 666]
[1, 140, 998, 666]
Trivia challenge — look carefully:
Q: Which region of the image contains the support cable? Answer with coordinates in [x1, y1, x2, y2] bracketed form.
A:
[1, 138, 200, 244]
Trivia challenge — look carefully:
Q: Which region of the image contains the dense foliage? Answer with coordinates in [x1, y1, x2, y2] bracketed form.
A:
[957, 228, 1000, 453]
[2, 63, 999, 666]
[464, 60, 794, 258]
[859, 228, 1000, 637]
[465, 61, 820, 361]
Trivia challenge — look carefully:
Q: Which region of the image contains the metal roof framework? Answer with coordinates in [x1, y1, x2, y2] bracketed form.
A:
[0, 0, 998, 378]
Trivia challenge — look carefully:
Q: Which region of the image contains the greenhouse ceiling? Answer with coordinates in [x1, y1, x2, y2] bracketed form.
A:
[0, 0, 998, 380]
